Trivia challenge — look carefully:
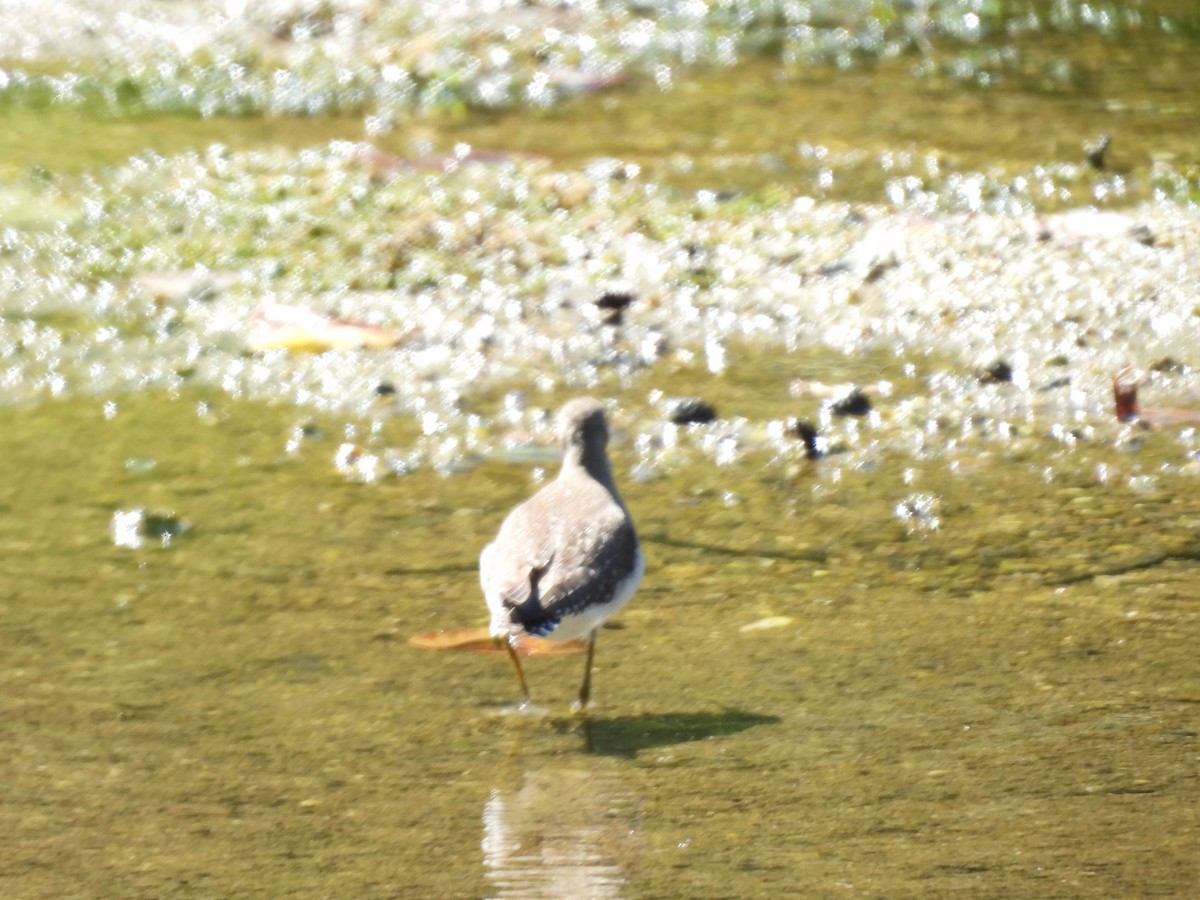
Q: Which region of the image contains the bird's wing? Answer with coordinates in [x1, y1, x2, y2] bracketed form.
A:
[481, 500, 553, 596]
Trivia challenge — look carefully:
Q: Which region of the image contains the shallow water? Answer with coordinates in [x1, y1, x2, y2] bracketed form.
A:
[3, 1, 1200, 897]
[2, 10, 1198, 205]
[3, 370, 1198, 897]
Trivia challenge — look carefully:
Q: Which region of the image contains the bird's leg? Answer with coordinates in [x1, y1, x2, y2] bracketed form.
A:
[500, 636, 532, 706]
[576, 631, 598, 712]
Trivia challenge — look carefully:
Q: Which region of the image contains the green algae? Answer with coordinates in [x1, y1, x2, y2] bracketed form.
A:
[0, 2, 1197, 205]
[2, 48, 1198, 207]
[1, 379, 1197, 896]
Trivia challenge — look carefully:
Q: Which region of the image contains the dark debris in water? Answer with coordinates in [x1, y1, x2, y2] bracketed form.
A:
[1036, 376, 1072, 393]
[785, 418, 823, 460]
[595, 290, 635, 327]
[1149, 357, 1187, 375]
[828, 388, 872, 417]
[1084, 132, 1111, 170]
[1131, 224, 1156, 247]
[664, 397, 718, 426]
[979, 360, 1013, 384]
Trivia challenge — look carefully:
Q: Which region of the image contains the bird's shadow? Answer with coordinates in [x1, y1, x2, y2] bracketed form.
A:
[552, 709, 781, 757]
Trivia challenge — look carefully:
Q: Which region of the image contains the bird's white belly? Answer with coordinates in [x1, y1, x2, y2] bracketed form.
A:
[545, 545, 644, 641]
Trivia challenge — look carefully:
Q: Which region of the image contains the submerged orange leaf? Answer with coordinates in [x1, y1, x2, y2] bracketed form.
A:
[409, 626, 588, 657]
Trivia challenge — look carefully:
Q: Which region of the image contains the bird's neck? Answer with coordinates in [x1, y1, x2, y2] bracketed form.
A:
[561, 444, 621, 500]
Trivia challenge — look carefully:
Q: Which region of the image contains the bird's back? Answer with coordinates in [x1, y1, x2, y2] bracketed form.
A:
[482, 469, 641, 641]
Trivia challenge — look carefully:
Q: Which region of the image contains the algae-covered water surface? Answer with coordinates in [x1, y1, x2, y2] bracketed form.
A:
[3, 378, 1198, 896]
[2, 1, 1199, 897]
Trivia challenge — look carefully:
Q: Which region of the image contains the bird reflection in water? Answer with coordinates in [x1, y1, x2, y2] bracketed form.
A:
[482, 764, 639, 898]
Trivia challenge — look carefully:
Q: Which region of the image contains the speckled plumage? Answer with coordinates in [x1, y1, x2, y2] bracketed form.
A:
[481, 397, 643, 707]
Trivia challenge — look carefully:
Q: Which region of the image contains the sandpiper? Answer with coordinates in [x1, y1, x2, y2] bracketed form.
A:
[480, 397, 643, 709]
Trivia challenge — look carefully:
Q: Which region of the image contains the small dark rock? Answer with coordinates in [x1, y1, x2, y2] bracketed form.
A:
[375, 382, 397, 397]
[787, 418, 823, 459]
[863, 255, 899, 283]
[1130, 224, 1156, 246]
[980, 360, 1013, 383]
[828, 388, 871, 417]
[595, 291, 635, 326]
[1084, 132, 1110, 170]
[1149, 357, 1187, 374]
[1036, 376, 1072, 392]
[665, 397, 717, 425]
[817, 259, 854, 277]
